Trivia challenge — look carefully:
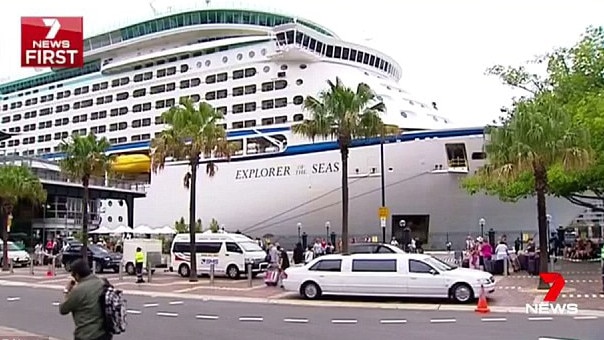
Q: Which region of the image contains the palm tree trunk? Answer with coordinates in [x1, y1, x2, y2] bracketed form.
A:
[534, 164, 550, 290]
[1, 204, 8, 271]
[81, 176, 90, 261]
[188, 159, 199, 282]
[340, 143, 350, 254]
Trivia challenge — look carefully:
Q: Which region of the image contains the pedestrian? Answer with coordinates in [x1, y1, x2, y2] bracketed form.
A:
[304, 246, 314, 264]
[59, 259, 112, 340]
[278, 246, 290, 288]
[292, 242, 304, 265]
[135, 247, 145, 283]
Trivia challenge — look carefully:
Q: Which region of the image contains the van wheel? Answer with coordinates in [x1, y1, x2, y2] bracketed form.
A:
[301, 281, 321, 300]
[226, 265, 240, 279]
[451, 283, 473, 303]
[125, 263, 135, 275]
[178, 264, 190, 278]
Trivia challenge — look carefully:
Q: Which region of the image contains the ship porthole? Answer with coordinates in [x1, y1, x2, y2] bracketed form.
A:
[263, 66, 270, 73]
[205, 60, 211, 67]
[237, 53, 243, 60]
[296, 79, 303, 86]
[249, 51, 255, 58]
[222, 56, 228, 63]
[261, 48, 267, 56]
[196, 61, 202, 68]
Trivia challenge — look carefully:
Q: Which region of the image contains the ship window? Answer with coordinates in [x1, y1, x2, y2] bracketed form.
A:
[274, 116, 287, 124]
[232, 104, 244, 114]
[157, 69, 166, 78]
[244, 102, 256, 112]
[232, 86, 244, 97]
[155, 100, 165, 109]
[132, 119, 141, 128]
[274, 97, 287, 108]
[302, 35, 310, 47]
[109, 123, 118, 131]
[357, 51, 363, 62]
[133, 89, 146, 97]
[206, 75, 216, 84]
[334, 46, 342, 58]
[81, 99, 93, 108]
[233, 70, 244, 79]
[166, 83, 176, 91]
[92, 83, 100, 91]
[261, 82, 274, 92]
[261, 117, 274, 125]
[237, 53, 243, 60]
[118, 122, 127, 130]
[99, 110, 107, 118]
[191, 78, 201, 87]
[286, 30, 294, 44]
[143, 72, 153, 80]
[300, 64, 307, 70]
[244, 85, 256, 95]
[190, 94, 200, 103]
[142, 118, 151, 126]
[309, 38, 316, 50]
[131, 135, 141, 141]
[471, 152, 486, 160]
[120, 77, 129, 85]
[150, 85, 165, 94]
[116, 92, 129, 101]
[154, 116, 164, 125]
[166, 98, 175, 107]
[249, 51, 255, 58]
[280, 64, 288, 71]
[180, 80, 190, 89]
[244, 120, 256, 127]
[293, 96, 304, 105]
[232, 121, 243, 129]
[400, 111, 408, 118]
[370, 55, 376, 66]
[166, 67, 176, 76]
[296, 79, 303, 86]
[216, 89, 227, 99]
[363, 54, 370, 64]
[342, 48, 350, 60]
[133, 74, 143, 82]
[133, 104, 142, 113]
[205, 92, 216, 101]
[295, 32, 303, 44]
[350, 49, 357, 61]
[261, 99, 274, 110]
[293, 113, 304, 121]
[216, 72, 228, 82]
[263, 66, 270, 73]
[274, 80, 287, 90]
[244, 68, 256, 77]
[180, 64, 188, 73]
[216, 106, 227, 115]
[1, 116, 10, 123]
[326, 45, 333, 57]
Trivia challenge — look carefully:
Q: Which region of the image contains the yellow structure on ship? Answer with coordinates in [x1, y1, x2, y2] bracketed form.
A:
[111, 154, 151, 174]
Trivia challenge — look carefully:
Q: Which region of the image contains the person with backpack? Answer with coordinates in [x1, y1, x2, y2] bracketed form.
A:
[59, 259, 113, 340]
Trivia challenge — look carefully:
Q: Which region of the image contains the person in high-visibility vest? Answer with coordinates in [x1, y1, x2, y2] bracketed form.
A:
[135, 247, 145, 284]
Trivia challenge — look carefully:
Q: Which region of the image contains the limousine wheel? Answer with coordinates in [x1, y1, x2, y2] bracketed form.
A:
[451, 283, 473, 303]
[301, 281, 321, 300]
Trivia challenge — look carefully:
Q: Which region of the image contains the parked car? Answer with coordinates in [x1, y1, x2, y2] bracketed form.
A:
[62, 243, 122, 273]
[0, 241, 31, 267]
[282, 253, 495, 303]
[349, 243, 404, 254]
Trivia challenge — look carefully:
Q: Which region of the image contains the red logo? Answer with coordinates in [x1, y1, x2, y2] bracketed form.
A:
[21, 17, 84, 68]
[540, 272, 565, 302]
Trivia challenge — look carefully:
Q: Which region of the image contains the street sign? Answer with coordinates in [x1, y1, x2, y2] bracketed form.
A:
[380, 217, 386, 228]
[378, 206, 389, 219]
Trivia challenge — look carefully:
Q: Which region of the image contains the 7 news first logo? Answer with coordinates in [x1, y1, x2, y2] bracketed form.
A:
[21, 17, 84, 68]
[525, 273, 579, 315]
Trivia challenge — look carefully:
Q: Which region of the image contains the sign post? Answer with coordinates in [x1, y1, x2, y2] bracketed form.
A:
[378, 207, 389, 243]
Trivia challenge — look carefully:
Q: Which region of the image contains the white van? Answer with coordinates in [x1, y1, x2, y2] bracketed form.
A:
[170, 230, 268, 279]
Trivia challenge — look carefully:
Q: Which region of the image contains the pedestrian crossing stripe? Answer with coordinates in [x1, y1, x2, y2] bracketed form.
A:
[560, 294, 604, 298]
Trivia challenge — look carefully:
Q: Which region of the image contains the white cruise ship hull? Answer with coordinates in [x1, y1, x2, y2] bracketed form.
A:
[131, 128, 582, 247]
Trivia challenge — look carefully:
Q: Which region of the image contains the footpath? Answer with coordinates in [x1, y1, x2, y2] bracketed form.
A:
[0, 325, 61, 340]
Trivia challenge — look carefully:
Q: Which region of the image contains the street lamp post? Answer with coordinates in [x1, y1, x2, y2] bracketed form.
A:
[297, 222, 301, 243]
[325, 221, 330, 239]
[479, 218, 485, 237]
[380, 125, 386, 244]
[546, 214, 553, 272]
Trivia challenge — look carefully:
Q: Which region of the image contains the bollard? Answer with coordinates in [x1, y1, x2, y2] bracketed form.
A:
[118, 260, 123, 281]
[92, 260, 96, 275]
[209, 262, 215, 286]
[147, 259, 152, 283]
[247, 261, 253, 288]
[9, 258, 14, 274]
[51, 257, 56, 277]
[30, 257, 34, 275]
[503, 258, 508, 277]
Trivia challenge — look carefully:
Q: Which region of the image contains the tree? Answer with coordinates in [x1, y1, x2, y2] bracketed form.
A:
[209, 218, 219, 233]
[463, 86, 594, 289]
[0, 165, 46, 271]
[59, 133, 113, 260]
[174, 217, 201, 233]
[151, 99, 234, 282]
[292, 77, 396, 254]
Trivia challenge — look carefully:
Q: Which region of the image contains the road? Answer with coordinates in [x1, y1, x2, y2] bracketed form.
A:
[0, 286, 602, 340]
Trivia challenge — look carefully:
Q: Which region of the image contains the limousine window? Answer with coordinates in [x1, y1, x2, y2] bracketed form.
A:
[409, 259, 434, 274]
[309, 259, 341, 272]
[352, 259, 397, 272]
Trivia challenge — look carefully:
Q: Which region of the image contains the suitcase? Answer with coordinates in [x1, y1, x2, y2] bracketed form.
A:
[264, 269, 280, 286]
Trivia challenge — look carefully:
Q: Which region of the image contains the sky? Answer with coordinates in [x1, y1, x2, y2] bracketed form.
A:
[1, 0, 603, 125]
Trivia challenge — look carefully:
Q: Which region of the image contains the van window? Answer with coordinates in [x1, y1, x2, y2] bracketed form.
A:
[173, 242, 190, 253]
[226, 242, 242, 253]
[409, 259, 434, 273]
[197, 242, 222, 253]
[352, 259, 397, 272]
[309, 259, 341, 272]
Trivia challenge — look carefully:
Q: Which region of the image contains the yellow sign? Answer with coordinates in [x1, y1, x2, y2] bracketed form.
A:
[378, 206, 389, 219]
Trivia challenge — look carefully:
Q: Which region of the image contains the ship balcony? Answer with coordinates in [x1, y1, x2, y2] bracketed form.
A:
[269, 42, 321, 62]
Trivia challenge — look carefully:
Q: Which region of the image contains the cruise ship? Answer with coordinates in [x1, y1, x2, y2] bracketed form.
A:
[0, 6, 583, 247]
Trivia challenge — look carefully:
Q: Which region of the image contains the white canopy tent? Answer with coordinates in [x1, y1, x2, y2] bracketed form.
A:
[157, 226, 176, 234]
[90, 226, 112, 234]
[110, 225, 133, 234]
[133, 225, 155, 234]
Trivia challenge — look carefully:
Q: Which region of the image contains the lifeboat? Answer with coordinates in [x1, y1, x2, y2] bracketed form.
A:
[111, 154, 151, 173]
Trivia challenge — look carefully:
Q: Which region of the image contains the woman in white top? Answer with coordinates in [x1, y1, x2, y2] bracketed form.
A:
[494, 241, 509, 260]
[304, 247, 314, 264]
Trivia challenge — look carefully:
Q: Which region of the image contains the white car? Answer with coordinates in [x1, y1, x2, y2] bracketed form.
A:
[0, 241, 31, 267]
[281, 253, 495, 303]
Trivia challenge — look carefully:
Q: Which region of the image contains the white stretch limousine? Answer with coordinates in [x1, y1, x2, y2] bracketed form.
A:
[281, 253, 495, 303]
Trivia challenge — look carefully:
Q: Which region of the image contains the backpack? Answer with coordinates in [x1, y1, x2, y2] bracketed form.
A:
[100, 280, 127, 334]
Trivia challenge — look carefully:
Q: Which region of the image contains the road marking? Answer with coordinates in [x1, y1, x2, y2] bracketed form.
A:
[51, 302, 59, 306]
[239, 317, 263, 322]
[573, 316, 598, 320]
[481, 318, 507, 322]
[156, 312, 178, 317]
[168, 301, 184, 305]
[379, 319, 407, 324]
[283, 318, 309, 323]
[331, 319, 358, 324]
[126, 309, 142, 315]
[196, 314, 219, 320]
[144, 303, 159, 308]
[528, 317, 553, 321]
[6, 297, 20, 301]
[430, 318, 456, 323]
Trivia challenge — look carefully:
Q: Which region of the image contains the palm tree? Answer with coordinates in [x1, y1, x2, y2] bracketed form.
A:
[292, 77, 396, 254]
[151, 98, 234, 282]
[59, 133, 113, 260]
[467, 93, 593, 288]
[0, 165, 46, 271]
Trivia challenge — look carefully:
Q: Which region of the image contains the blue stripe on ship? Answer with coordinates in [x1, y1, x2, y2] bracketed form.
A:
[41, 126, 485, 161]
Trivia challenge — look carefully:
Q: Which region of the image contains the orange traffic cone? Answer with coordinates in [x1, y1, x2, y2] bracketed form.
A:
[475, 285, 490, 313]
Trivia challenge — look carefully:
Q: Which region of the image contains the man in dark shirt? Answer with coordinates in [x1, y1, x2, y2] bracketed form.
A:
[59, 259, 111, 340]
